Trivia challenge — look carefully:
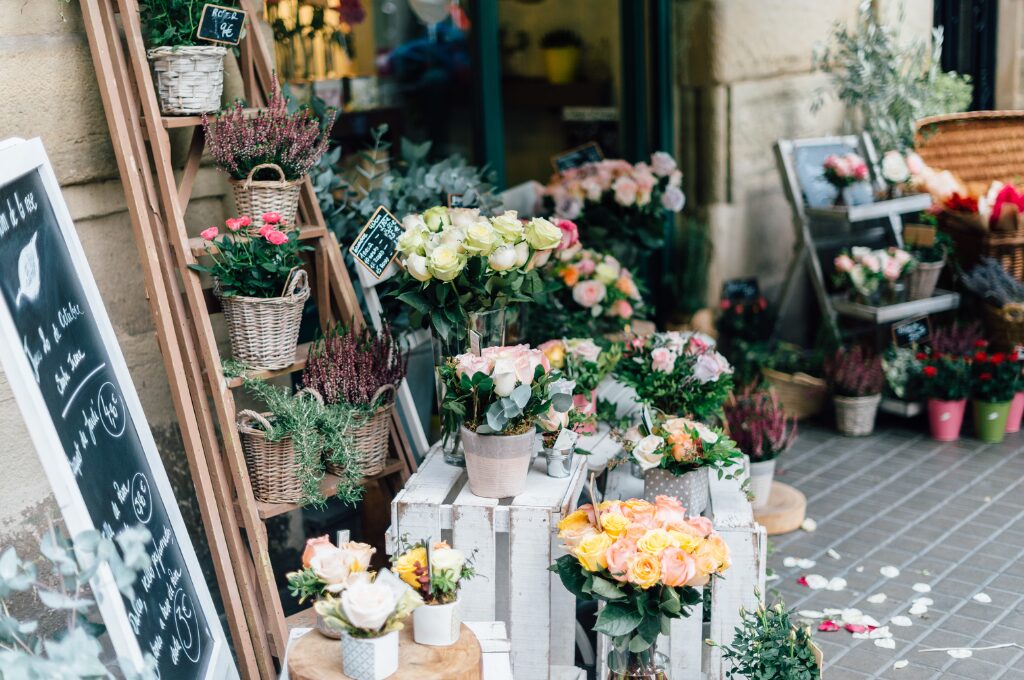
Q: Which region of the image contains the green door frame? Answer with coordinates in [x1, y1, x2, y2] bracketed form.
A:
[468, 0, 507, 189]
[620, 0, 649, 162]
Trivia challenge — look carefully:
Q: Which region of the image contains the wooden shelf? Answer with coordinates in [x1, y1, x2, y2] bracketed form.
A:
[189, 224, 326, 256]
[225, 342, 312, 388]
[254, 460, 407, 520]
[152, 107, 261, 129]
[805, 193, 932, 224]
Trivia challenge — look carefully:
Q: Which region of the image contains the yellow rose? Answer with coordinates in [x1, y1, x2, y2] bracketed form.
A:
[667, 530, 701, 554]
[600, 512, 630, 540]
[541, 342, 566, 370]
[524, 217, 562, 250]
[427, 243, 466, 281]
[627, 552, 662, 589]
[490, 211, 524, 242]
[694, 535, 730, 576]
[394, 546, 427, 590]
[422, 206, 451, 232]
[558, 509, 591, 534]
[573, 532, 613, 572]
[463, 220, 500, 256]
[637, 528, 672, 556]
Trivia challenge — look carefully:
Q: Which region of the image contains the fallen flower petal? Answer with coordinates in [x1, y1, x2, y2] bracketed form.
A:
[912, 597, 933, 607]
[880, 566, 900, 578]
[875, 638, 896, 649]
[797, 558, 816, 569]
[845, 624, 868, 633]
[973, 593, 992, 604]
[890, 616, 912, 627]
[912, 583, 932, 593]
[827, 548, 841, 560]
[947, 649, 972, 659]
[801, 518, 817, 532]
[798, 610, 824, 619]
[869, 626, 892, 639]
[783, 557, 798, 568]
[856, 566, 864, 573]
[893, 660, 908, 670]
[818, 620, 840, 632]
[797, 575, 809, 587]
[805, 574, 829, 590]
[827, 577, 848, 591]
[909, 603, 928, 616]
[867, 593, 887, 604]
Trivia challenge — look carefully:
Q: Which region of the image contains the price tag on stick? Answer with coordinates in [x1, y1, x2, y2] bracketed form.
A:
[349, 206, 402, 279]
[196, 4, 247, 46]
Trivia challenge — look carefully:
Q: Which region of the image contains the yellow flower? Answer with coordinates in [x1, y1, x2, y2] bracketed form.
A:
[694, 535, 731, 576]
[667, 530, 701, 554]
[558, 509, 591, 535]
[622, 499, 652, 512]
[394, 546, 427, 589]
[627, 552, 662, 589]
[637, 528, 673, 556]
[574, 532, 614, 572]
[600, 512, 630, 540]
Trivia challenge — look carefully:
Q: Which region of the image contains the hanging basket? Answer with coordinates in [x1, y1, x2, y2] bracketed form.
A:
[983, 302, 1024, 351]
[147, 46, 226, 115]
[230, 163, 303, 230]
[218, 269, 310, 371]
[325, 385, 395, 479]
[238, 410, 303, 504]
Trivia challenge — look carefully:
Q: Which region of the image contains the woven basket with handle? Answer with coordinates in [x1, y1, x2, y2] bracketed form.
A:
[983, 302, 1024, 351]
[325, 385, 395, 479]
[238, 410, 303, 504]
[760, 367, 827, 420]
[218, 268, 309, 371]
[147, 46, 226, 115]
[230, 163, 302, 230]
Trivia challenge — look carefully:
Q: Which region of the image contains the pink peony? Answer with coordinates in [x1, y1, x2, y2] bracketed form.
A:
[613, 176, 639, 206]
[577, 258, 596, 276]
[572, 280, 607, 308]
[610, 299, 634, 319]
[200, 226, 218, 240]
[660, 547, 697, 587]
[605, 538, 636, 582]
[684, 335, 709, 356]
[650, 347, 677, 374]
[834, 254, 855, 273]
[264, 229, 289, 245]
[556, 219, 580, 250]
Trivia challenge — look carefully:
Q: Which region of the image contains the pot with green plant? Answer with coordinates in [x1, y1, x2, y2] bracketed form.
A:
[826, 346, 884, 436]
[724, 390, 797, 510]
[139, 0, 232, 115]
[540, 29, 582, 84]
[907, 218, 953, 300]
[919, 350, 972, 441]
[970, 342, 1020, 443]
[711, 596, 822, 679]
[190, 214, 312, 370]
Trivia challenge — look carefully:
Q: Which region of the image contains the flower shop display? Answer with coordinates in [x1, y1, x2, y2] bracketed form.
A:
[821, 153, 868, 207]
[931, 320, 986, 356]
[918, 351, 972, 441]
[139, 0, 228, 114]
[392, 538, 476, 647]
[616, 331, 734, 424]
[833, 246, 916, 305]
[204, 84, 336, 227]
[287, 536, 377, 638]
[190, 214, 311, 370]
[539, 29, 583, 84]
[314, 578, 423, 680]
[881, 346, 925, 411]
[905, 217, 952, 300]
[438, 346, 574, 498]
[302, 323, 407, 478]
[760, 343, 828, 420]
[826, 346, 884, 436]
[551, 496, 731, 679]
[545, 153, 685, 267]
[962, 258, 1024, 350]
[716, 295, 775, 387]
[620, 416, 741, 516]
[713, 599, 822, 679]
[970, 343, 1022, 443]
[539, 337, 621, 433]
[724, 391, 797, 510]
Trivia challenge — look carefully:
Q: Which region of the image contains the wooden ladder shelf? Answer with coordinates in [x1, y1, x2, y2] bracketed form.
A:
[79, 2, 416, 677]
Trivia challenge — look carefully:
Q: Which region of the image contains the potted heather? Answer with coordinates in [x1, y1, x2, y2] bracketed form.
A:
[821, 152, 868, 207]
[287, 536, 376, 638]
[302, 323, 407, 478]
[970, 342, 1021, 443]
[919, 351, 972, 441]
[438, 346, 574, 498]
[393, 538, 477, 647]
[724, 390, 797, 510]
[540, 29, 583, 84]
[190, 214, 311, 370]
[204, 84, 336, 227]
[826, 346, 884, 436]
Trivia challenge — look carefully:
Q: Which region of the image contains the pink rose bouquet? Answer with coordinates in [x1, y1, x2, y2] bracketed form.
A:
[822, 153, 869, 189]
[833, 246, 915, 303]
[619, 415, 741, 477]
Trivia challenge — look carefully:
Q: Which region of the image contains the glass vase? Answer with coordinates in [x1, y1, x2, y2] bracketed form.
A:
[607, 641, 670, 680]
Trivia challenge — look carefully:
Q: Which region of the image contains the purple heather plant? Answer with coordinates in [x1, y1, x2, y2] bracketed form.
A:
[825, 346, 884, 398]
[930, 321, 985, 357]
[724, 390, 797, 463]
[302, 322, 407, 410]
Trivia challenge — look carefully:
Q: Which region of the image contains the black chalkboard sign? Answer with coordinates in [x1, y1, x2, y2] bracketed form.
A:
[552, 141, 604, 174]
[350, 206, 402, 278]
[721, 277, 760, 302]
[448, 193, 468, 209]
[793, 141, 874, 209]
[892, 315, 932, 348]
[196, 4, 246, 46]
[0, 140, 236, 679]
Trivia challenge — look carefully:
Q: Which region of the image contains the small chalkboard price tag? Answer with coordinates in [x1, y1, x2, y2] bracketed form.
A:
[349, 206, 403, 279]
[721, 277, 760, 302]
[551, 141, 604, 174]
[892, 315, 932, 348]
[447, 193, 468, 209]
[196, 4, 246, 46]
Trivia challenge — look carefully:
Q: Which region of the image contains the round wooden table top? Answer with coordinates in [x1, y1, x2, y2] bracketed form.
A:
[287, 624, 482, 680]
[752, 481, 807, 535]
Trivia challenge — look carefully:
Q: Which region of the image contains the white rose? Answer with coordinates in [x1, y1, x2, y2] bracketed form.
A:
[422, 206, 451, 232]
[594, 260, 621, 285]
[488, 244, 518, 272]
[431, 547, 466, 582]
[449, 207, 481, 230]
[693, 354, 722, 384]
[402, 214, 427, 232]
[397, 226, 428, 256]
[311, 547, 371, 594]
[524, 217, 563, 250]
[622, 426, 642, 445]
[633, 435, 665, 471]
[513, 240, 530, 268]
[341, 581, 397, 632]
[406, 254, 432, 282]
[692, 422, 719, 445]
[440, 226, 467, 248]
[427, 244, 466, 281]
[490, 358, 519, 397]
[464, 220, 500, 256]
[339, 541, 376, 572]
[881, 151, 910, 184]
[491, 211, 524, 243]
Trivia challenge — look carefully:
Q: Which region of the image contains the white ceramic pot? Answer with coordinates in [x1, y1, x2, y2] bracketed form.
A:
[341, 630, 399, 680]
[462, 425, 535, 498]
[413, 597, 461, 646]
[748, 458, 776, 510]
[643, 467, 709, 516]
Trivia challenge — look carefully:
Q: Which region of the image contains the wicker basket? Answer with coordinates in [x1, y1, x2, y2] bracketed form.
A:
[218, 269, 309, 371]
[147, 46, 226, 115]
[907, 260, 944, 300]
[760, 367, 827, 420]
[834, 394, 881, 437]
[983, 302, 1024, 351]
[238, 410, 303, 504]
[230, 163, 303, 230]
[325, 385, 395, 479]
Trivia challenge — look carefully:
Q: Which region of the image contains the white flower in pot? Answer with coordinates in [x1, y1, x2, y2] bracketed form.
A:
[393, 538, 478, 647]
[723, 391, 798, 510]
[286, 536, 378, 639]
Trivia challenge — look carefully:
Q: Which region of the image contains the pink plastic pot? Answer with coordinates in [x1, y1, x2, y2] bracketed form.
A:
[572, 389, 598, 435]
[927, 398, 967, 442]
[1007, 392, 1024, 434]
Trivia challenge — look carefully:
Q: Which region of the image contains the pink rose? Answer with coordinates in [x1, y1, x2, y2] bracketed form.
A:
[650, 151, 678, 177]
[556, 219, 580, 250]
[686, 516, 714, 537]
[572, 280, 607, 308]
[200, 226, 219, 241]
[567, 339, 601, 363]
[834, 254, 855, 273]
[883, 258, 902, 282]
[455, 353, 494, 379]
[654, 495, 688, 529]
[262, 212, 282, 225]
[693, 354, 723, 384]
[660, 547, 697, 587]
[302, 535, 334, 568]
[625, 503, 657, 529]
[605, 538, 636, 582]
[258, 223, 273, 237]
[661, 185, 686, 212]
[650, 347, 677, 374]
[906, 152, 925, 175]
[861, 254, 880, 273]
[613, 176, 639, 206]
[225, 216, 251, 232]
[684, 335, 709, 356]
[610, 299, 634, 319]
[265, 229, 289, 245]
[577, 258, 596, 276]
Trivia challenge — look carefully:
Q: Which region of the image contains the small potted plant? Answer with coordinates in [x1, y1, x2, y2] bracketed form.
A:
[826, 346, 884, 436]
[833, 246, 915, 305]
[539, 29, 583, 84]
[724, 390, 797, 510]
[919, 351, 972, 441]
[139, 0, 230, 115]
[314, 578, 423, 680]
[822, 152, 868, 207]
[882, 346, 924, 411]
[713, 598, 822, 679]
[538, 338, 620, 434]
[439, 345, 574, 498]
[392, 538, 476, 647]
[970, 342, 1020, 443]
[287, 536, 377, 638]
[191, 214, 311, 370]
[906, 215, 953, 300]
[204, 84, 336, 227]
[620, 415, 741, 516]
[302, 323, 408, 478]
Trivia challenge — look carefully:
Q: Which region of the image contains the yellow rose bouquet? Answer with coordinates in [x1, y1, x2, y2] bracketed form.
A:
[392, 537, 479, 647]
[550, 496, 730, 678]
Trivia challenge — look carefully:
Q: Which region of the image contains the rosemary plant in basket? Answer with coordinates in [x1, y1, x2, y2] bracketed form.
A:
[723, 389, 797, 464]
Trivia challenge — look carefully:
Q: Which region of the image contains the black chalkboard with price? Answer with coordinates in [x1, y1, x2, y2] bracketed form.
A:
[892, 315, 932, 348]
[196, 4, 246, 46]
[350, 206, 403, 278]
[552, 142, 604, 174]
[721, 277, 761, 302]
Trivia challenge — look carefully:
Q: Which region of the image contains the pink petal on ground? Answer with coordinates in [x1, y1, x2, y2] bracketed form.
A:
[818, 620, 840, 632]
[797, 575, 809, 587]
[845, 624, 869, 634]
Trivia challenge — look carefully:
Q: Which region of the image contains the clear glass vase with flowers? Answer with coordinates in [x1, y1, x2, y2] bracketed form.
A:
[392, 537, 477, 647]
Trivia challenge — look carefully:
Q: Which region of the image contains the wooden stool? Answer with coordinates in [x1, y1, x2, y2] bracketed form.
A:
[753, 482, 807, 535]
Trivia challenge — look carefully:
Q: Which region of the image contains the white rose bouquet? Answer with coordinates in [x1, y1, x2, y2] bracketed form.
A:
[314, 578, 423, 638]
[287, 535, 377, 604]
[392, 206, 562, 345]
[619, 415, 741, 478]
[392, 538, 477, 605]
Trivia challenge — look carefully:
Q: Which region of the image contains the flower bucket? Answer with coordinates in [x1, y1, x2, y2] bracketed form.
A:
[340, 630, 399, 680]
[833, 394, 881, 437]
[147, 46, 226, 115]
[237, 410, 303, 504]
[230, 163, 303, 229]
[927, 398, 967, 442]
[1007, 392, 1024, 434]
[973, 400, 1012, 443]
[542, 46, 580, 84]
[413, 598, 461, 647]
[217, 269, 309, 371]
[748, 458, 776, 510]
[908, 260, 944, 300]
[461, 425, 535, 499]
[643, 467, 709, 517]
[325, 385, 395, 479]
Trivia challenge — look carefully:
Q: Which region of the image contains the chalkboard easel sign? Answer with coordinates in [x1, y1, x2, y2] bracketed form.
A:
[196, 3, 246, 46]
[551, 141, 604, 174]
[0, 138, 237, 680]
[892, 315, 932, 348]
[721, 277, 761, 302]
[350, 206, 403, 279]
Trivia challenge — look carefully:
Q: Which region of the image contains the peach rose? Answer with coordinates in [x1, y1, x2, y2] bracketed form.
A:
[660, 547, 697, 587]
[560, 265, 580, 286]
[626, 552, 662, 589]
[302, 535, 334, 568]
[686, 516, 714, 538]
[610, 299, 634, 319]
[558, 509, 596, 549]
[605, 538, 636, 582]
[615, 274, 640, 300]
[654, 495, 688, 530]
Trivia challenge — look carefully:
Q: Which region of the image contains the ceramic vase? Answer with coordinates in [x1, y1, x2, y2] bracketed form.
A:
[413, 598, 461, 647]
[927, 398, 967, 442]
[340, 630, 399, 680]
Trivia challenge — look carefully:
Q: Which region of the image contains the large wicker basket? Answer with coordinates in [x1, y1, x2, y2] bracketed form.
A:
[983, 302, 1024, 351]
[761, 367, 827, 420]
[147, 46, 226, 115]
[238, 410, 303, 504]
[325, 385, 395, 479]
[218, 269, 309, 371]
[230, 163, 303, 230]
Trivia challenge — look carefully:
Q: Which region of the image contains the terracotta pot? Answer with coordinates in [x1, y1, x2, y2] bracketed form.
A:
[927, 398, 967, 442]
[461, 425, 535, 498]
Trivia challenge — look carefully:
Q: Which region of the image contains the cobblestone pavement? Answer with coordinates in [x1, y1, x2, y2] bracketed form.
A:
[767, 421, 1024, 680]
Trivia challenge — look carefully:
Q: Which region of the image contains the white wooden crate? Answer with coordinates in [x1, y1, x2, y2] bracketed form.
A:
[389, 443, 588, 679]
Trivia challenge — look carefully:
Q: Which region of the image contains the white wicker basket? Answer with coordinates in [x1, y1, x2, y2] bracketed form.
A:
[147, 46, 226, 115]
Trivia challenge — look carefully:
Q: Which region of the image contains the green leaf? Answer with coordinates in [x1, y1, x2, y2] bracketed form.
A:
[594, 603, 642, 637]
[629, 632, 656, 653]
[589, 575, 626, 601]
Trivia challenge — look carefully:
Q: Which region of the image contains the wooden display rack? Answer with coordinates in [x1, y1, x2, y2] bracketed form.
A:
[80, 2, 415, 677]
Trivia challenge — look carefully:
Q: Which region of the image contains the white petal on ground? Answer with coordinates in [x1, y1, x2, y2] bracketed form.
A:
[880, 566, 900, 578]
[890, 616, 913, 627]
[973, 593, 992, 604]
[869, 626, 892, 639]
[841, 608, 863, 621]
[823, 608, 845, 617]
[827, 577, 848, 591]
[875, 638, 896, 649]
[804, 574, 829, 590]
[909, 603, 929, 616]
[783, 556, 798, 567]
[894, 660, 909, 670]
[912, 583, 932, 593]
[827, 548, 841, 560]
[852, 632, 869, 639]
[859, 615, 882, 628]
[912, 597, 933, 607]
[798, 610, 824, 619]
[797, 558, 816, 569]
[947, 649, 972, 659]
[856, 566, 864, 573]
[867, 593, 888, 604]
[801, 518, 818, 532]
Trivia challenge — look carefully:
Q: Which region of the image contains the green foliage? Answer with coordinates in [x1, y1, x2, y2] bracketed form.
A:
[139, 0, 237, 48]
[715, 599, 821, 679]
[286, 567, 325, 605]
[672, 217, 712, 317]
[189, 225, 311, 299]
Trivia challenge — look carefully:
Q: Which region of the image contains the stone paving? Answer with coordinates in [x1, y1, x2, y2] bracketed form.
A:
[767, 421, 1024, 680]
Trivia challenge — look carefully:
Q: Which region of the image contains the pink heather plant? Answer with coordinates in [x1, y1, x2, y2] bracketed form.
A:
[826, 346, 884, 398]
[302, 323, 407, 409]
[724, 390, 797, 463]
